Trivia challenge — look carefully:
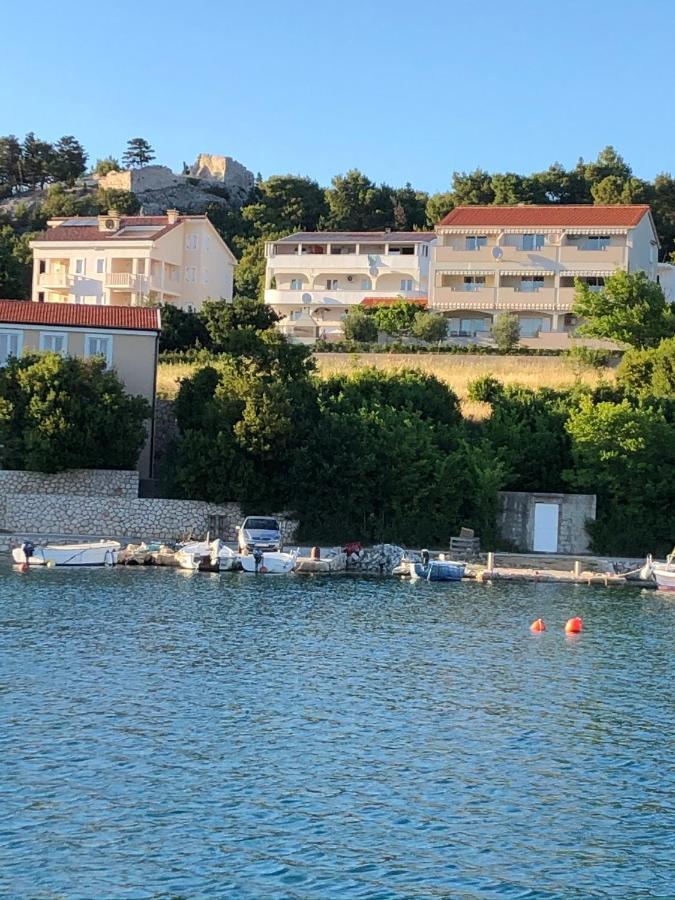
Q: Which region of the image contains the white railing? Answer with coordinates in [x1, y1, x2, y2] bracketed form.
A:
[265, 289, 426, 306]
[106, 272, 147, 290]
[38, 272, 70, 288]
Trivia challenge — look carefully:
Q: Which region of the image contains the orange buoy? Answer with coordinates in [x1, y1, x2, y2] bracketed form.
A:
[565, 616, 583, 634]
[530, 618, 546, 633]
[259, 565, 269, 574]
[20, 562, 29, 574]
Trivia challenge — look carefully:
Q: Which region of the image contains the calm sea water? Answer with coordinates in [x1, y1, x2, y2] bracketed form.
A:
[1, 565, 674, 899]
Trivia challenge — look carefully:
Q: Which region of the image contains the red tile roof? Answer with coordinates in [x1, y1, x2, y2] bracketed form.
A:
[0, 300, 161, 331]
[361, 296, 428, 307]
[438, 205, 651, 228]
[31, 215, 200, 243]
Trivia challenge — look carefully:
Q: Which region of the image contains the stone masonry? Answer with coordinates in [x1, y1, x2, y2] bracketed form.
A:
[0, 469, 297, 543]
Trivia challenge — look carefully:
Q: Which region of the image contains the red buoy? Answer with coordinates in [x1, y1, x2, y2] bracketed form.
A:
[530, 618, 546, 632]
[565, 616, 583, 634]
[20, 562, 29, 574]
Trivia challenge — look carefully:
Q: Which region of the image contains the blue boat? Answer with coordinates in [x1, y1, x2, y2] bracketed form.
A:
[411, 560, 465, 582]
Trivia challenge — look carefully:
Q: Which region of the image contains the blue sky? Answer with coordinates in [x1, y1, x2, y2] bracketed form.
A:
[1, 0, 672, 193]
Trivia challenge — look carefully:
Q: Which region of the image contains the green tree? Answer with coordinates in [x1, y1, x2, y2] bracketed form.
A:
[491, 311, 520, 352]
[618, 337, 675, 398]
[201, 296, 279, 351]
[0, 226, 32, 298]
[96, 188, 140, 215]
[583, 145, 632, 185]
[391, 183, 428, 230]
[0, 135, 23, 194]
[342, 306, 378, 343]
[159, 303, 211, 352]
[450, 168, 495, 205]
[22, 133, 54, 190]
[49, 136, 87, 185]
[242, 175, 327, 233]
[564, 397, 675, 555]
[0, 353, 150, 472]
[122, 137, 155, 169]
[573, 270, 675, 348]
[373, 300, 420, 337]
[411, 311, 448, 342]
[426, 192, 454, 227]
[325, 169, 396, 230]
[94, 157, 120, 176]
[234, 237, 268, 299]
[40, 183, 97, 218]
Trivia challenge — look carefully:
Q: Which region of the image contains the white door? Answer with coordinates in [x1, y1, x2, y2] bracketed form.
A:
[533, 503, 559, 552]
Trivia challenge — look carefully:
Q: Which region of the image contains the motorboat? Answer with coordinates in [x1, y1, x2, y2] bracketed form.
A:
[239, 549, 298, 574]
[175, 540, 213, 571]
[646, 552, 675, 592]
[210, 540, 240, 572]
[12, 539, 120, 567]
[410, 560, 465, 582]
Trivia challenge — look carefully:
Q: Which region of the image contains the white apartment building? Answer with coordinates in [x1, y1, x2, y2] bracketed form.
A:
[30, 211, 237, 311]
[430, 205, 659, 341]
[264, 231, 435, 342]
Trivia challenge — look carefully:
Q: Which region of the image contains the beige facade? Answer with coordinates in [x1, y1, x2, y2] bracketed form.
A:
[30, 212, 236, 311]
[264, 231, 435, 343]
[429, 205, 659, 339]
[0, 303, 160, 477]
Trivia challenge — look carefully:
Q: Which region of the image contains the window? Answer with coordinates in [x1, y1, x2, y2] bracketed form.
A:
[38, 260, 46, 274]
[84, 333, 113, 368]
[290, 278, 303, 290]
[465, 236, 487, 251]
[202, 269, 209, 284]
[0, 331, 22, 366]
[519, 317, 549, 337]
[38, 292, 45, 303]
[463, 276, 486, 292]
[518, 276, 544, 292]
[39, 332, 68, 354]
[584, 276, 605, 292]
[75, 259, 85, 275]
[585, 236, 610, 251]
[205, 236, 211, 252]
[400, 278, 413, 291]
[185, 233, 199, 250]
[185, 266, 197, 283]
[522, 234, 544, 251]
[459, 318, 489, 334]
[326, 279, 338, 290]
[96, 259, 105, 274]
[361, 278, 371, 290]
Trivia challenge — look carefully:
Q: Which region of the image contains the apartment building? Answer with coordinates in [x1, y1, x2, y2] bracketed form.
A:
[30, 211, 236, 311]
[430, 205, 659, 340]
[264, 231, 435, 342]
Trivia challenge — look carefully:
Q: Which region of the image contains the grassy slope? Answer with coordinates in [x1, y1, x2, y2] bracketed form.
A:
[157, 352, 614, 419]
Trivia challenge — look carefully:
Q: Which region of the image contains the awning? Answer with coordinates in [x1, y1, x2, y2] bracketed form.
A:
[436, 269, 494, 276]
[498, 269, 555, 277]
[559, 270, 616, 279]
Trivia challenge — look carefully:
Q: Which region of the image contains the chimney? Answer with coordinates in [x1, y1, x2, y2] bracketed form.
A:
[166, 209, 179, 224]
[98, 211, 120, 233]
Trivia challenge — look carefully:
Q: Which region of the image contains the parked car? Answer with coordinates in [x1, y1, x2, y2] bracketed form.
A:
[237, 516, 283, 553]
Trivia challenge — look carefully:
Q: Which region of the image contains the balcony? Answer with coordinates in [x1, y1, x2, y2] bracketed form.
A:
[431, 287, 496, 310]
[265, 289, 426, 307]
[268, 253, 425, 272]
[497, 287, 557, 309]
[38, 271, 71, 289]
[559, 244, 625, 268]
[105, 272, 146, 290]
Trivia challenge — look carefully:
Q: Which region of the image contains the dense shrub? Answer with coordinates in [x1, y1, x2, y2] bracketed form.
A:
[0, 353, 150, 472]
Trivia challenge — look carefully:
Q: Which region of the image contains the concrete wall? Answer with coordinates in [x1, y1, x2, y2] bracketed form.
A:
[0, 468, 296, 543]
[497, 491, 596, 554]
[98, 166, 181, 193]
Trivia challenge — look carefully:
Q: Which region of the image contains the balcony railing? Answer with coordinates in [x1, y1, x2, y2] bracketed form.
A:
[265, 288, 426, 306]
[105, 272, 146, 290]
[38, 272, 70, 288]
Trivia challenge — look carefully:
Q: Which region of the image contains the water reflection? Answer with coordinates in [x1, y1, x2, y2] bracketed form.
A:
[0, 566, 673, 897]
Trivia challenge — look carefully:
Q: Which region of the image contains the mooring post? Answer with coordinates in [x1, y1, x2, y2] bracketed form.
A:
[487, 551, 495, 572]
[574, 560, 582, 578]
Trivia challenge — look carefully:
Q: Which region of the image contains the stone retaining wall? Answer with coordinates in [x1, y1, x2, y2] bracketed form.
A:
[0, 468, 296, 543]
[0, 469, 139, 498]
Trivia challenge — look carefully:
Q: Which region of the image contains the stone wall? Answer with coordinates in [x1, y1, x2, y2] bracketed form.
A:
[0, 468, 296, 543]
[497, 491, 596, 554]
[189, 154, 254, 196]
[98, 166, 181, 193]
[0, 469, 139, 498]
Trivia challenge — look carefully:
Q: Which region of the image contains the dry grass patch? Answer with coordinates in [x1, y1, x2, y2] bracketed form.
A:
[157, 352, 615, 408]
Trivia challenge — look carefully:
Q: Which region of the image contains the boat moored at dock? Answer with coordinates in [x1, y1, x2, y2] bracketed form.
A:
[410, 560, 466, 582]
[12, 540, 121, 567]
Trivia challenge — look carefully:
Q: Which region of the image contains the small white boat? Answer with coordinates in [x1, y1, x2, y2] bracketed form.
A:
[12, 540, 120, 567]
[653, 557, 675, 592]
[210, 540, 240, 572]
[240, 549, 298, 574]
[175, 540, 213, 571]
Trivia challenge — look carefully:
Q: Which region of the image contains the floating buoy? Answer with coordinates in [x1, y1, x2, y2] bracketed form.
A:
[259, 565, 269, 574]
[530, 618, 546, 633]
[20, 562, 29, 573]
[565, 616, 583, 634]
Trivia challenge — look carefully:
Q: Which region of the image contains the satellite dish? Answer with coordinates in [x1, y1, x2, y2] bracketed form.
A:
[492, 246, 503, 260]
[369, 266, 378, 277]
